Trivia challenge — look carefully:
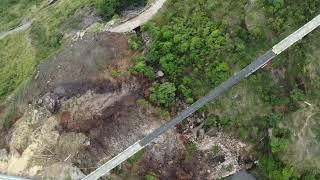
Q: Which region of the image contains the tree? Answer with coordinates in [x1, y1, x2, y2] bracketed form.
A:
[130, 56, 155, 79]
[149, 82, 176, 107]
[96, 0, 119, 19]
[128, 33, 143, 50]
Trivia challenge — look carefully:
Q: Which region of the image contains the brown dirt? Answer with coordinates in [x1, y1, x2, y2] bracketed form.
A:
[72, 101, 162, 174]
[0, 32, 160, 177]
[58, 86, 140, 132]
[22, 32, 134, 104]
[0, 105, 4, 114]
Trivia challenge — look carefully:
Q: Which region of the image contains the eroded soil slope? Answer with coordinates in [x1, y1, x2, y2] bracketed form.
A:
[0, 32, 253, 179]
[0, 32, 162, 178]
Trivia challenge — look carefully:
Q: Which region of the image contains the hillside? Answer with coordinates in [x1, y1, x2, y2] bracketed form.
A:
[0, 0, 320, 179]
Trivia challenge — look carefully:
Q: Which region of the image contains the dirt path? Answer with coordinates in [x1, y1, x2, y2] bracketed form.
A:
[109, 0, 167, 32]
[0, 21, 32, 40]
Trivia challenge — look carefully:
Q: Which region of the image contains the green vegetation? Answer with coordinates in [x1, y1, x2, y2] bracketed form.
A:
[204, 116, 216, 130]
[29, 20, 63, 60]
[257, 156, 299, 180]
[1, 0, 320, 178]
[136, 99, 170, 120]
[0, 0, 90, 101]
[128, 33, 143, 50]
[128, 150, 144, 164]
[0, 0, 150, 102]
[130, 56, 156, 79]
[0, 0, 42, 32]
[145, 174, 157, 180]
[0, 33, 36, 101]
[149, 82, 176, 107]
[111, 69, 123, 78]
[126, 0, 320, 178]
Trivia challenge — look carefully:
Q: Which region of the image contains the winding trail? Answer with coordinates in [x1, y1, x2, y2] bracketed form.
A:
[109, 0, 167, 32]
[0, 21, 32, 40]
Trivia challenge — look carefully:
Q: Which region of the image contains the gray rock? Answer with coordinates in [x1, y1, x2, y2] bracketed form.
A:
[53, 86, 66, 97]
[37, 98, 43, 105]
[156, 70, 164, 78]
[43, 93, 60, 114]
[207, 128, 218, 137]
[0, 149, 8, 161]
[198, 129, 205, 139]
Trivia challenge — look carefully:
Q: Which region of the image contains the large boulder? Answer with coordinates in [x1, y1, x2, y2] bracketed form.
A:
[43, 93, 60, 114]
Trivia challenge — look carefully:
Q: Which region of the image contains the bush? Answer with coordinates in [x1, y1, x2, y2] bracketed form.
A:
[258, 156, 299, 180]
[178, 85, 194, 104]
[149, 82, 176, 107]
[130, 56, 156, 79]
[128, 33, 143, 50]
[270, 137, 289, 154]
[128, 150, 144, 164]
[204, 116, 216, 130]
[30, 21, 63, 60]
[95, 0, 119, 19]
[145, 175, 157, 180]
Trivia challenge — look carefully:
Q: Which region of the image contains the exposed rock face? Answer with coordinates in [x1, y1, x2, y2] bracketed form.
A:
[43, 93, 60, 114]
[4, 107, 89, 177]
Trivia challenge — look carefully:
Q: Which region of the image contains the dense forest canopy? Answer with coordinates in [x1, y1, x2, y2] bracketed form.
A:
[127, 0, 320, 179]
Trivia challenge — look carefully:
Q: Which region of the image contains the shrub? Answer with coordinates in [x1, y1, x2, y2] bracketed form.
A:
[204, 116, 216, 130]
[145, 175, 157, 180]
[128, 150, 144, 164]
[270, 137, 289, 154]
[149, 82, 176, 107]
[95, 0, 119, 19]
[30, 21, 63, 60]
[128, 33, 143, 50]
[130, 60, 156, 79]
[178, 85, 194, 104]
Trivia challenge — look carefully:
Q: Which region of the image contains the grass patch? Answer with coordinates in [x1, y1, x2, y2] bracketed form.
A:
[0, 0, 101, 103]
[0, 0, 45, 32]
[87, 22, 104, 33]
[0, 33, 36, 101]
[127, 150, 144, 165]
[185, 143, 197, 160]
[145, 174, 157, 180]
